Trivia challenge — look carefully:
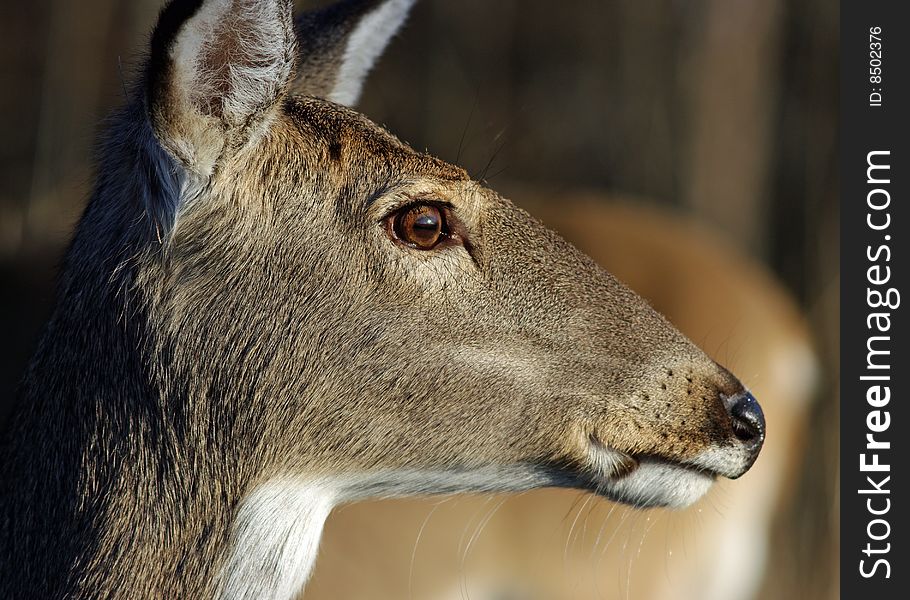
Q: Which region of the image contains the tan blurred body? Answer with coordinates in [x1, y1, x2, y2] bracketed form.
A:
[304, 191, 816, 600]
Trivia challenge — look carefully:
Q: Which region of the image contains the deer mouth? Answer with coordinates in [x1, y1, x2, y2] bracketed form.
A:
[575, 438, 718, 509]
[585, 435, 642, 479]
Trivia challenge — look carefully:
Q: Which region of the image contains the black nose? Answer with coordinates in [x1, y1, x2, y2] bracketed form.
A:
[728, 392, 765, 446]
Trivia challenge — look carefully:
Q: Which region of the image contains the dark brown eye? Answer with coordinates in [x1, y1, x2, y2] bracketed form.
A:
[392, 204, 446, 250]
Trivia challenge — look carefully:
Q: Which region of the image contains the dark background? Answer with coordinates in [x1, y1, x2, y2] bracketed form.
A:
[0, 1, 838, 598]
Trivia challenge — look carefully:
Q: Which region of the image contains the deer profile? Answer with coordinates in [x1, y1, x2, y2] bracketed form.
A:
[0, 1, 765, 599]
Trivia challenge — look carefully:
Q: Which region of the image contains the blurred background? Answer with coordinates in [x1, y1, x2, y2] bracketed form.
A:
[0, 0, 838, 598]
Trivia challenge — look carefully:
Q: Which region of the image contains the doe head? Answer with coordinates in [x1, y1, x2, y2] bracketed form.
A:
[133, 0, 765, 511]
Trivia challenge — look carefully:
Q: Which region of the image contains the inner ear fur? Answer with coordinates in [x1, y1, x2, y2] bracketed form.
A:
[146, 0, 297, 176]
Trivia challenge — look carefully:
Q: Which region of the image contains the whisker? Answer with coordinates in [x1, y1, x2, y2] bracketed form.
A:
[564, 494, 593, 575]
[625, 513, 658, 600]
[594, 504, 632, 600]
[618, 512, 641, 600]
[455, 94, 478, 165]
[456, 496, 499, 600]
[409, 498, 450, 600]
[463, 495, 509, 568]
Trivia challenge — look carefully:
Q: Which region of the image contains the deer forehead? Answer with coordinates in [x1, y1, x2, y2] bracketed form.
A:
[281, 96, 468, 183]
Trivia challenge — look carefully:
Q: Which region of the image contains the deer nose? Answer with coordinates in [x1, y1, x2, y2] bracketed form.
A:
[727, 392, 765, 447]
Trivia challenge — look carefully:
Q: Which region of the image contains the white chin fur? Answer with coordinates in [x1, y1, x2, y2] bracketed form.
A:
[588, 445, 716, 509]
[687, 445, 754, 479]
[597, 458, 715, 508]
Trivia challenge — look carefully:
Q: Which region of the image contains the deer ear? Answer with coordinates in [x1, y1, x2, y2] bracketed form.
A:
[293, 0, 416, 107]
[146, 0, 297, 176]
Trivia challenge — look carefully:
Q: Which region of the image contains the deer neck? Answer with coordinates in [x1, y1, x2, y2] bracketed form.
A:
[0, 149, 243, 598]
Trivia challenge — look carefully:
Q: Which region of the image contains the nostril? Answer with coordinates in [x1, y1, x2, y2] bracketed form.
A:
[728, 392, 765, 444]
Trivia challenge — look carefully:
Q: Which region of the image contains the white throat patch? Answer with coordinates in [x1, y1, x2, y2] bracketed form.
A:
[217, 480, 336, 600]
[216, 465, 554, 599]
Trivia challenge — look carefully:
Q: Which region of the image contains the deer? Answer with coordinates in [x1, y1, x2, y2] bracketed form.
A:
[0, 1, 766, 599]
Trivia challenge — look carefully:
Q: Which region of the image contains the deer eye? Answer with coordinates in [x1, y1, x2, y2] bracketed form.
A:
[391, 204, 448, 250]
